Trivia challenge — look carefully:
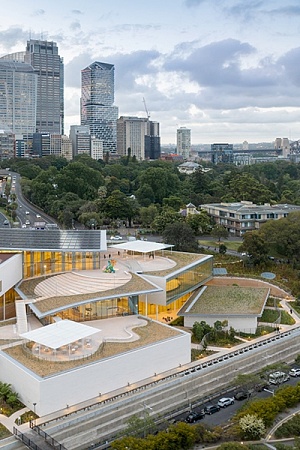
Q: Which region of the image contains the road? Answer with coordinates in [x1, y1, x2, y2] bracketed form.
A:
[174, 373, 300, 428]
[0, 170, 58, 229]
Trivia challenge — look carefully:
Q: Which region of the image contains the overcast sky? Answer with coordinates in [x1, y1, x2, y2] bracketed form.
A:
[1, 0, 300, 145]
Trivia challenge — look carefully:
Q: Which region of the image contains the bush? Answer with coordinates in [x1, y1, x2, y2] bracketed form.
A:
[275, 413, 300, 438]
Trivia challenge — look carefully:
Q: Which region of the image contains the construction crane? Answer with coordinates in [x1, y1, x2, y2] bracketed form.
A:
[142, 97, 150, 119]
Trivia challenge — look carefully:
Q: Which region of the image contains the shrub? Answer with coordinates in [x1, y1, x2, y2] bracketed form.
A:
[239, 414, 266, 440]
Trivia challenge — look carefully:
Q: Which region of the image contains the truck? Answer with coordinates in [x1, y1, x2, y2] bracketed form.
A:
[268, 371, 290, 385]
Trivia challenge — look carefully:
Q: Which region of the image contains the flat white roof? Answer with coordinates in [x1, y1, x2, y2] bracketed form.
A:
[110, 240, 173, 253]
[20, 320, 100, 349]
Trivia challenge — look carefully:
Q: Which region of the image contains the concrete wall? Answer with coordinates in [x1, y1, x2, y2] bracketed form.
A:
[0, 254, 23, 295]
[184, 314, 257, 332]
[0, 331, 190, 416]
[143, 276, 166, 305]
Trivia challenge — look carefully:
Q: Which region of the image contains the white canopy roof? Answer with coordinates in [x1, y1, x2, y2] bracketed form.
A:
[20, 320, 100, 349]
[110, 240, 173, 253]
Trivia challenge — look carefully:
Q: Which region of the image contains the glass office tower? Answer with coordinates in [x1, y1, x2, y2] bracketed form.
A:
[0, 60, 37, 135]
[25, 40, 64, 134]
[81, 62, 118, 154]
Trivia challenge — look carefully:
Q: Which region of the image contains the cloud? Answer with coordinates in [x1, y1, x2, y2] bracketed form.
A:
[0, 27, 30, 51]
[71, 10, 83, 15]
[32, 9, 45, 17]
[184, 0, 207, 6]
[164, 39, 256, 87]
[70, 21, 81, 32]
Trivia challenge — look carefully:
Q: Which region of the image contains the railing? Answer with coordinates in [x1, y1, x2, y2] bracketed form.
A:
[13, 425, 67, 450]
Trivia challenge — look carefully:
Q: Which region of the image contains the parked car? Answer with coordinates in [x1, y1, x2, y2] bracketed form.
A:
[25, 211, 30, 215]
[234, 391, 249, 401]
[110, 236, 122, 240]
[289, 368, 300, 377]
[204, 404, 220, 415]
[3, 220, 9, 226]
[185, 410, 205, 423]
[269, 371, 290, 385]
[36, 214, 41, 218]
[25, 220, 30, 225]
[217, 397, 234, 408]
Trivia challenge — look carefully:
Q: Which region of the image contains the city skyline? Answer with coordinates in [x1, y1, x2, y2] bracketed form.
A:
[1, 0, 300, 144]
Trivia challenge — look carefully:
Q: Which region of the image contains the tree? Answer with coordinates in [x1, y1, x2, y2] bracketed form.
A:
[186, 210, 211, 235]
[239, 414, 266, 440]
[240, 231, 269, 266]
[211, 224, 229, 243]
[151, 208, 181, 234]
[162, 222, 198, 252]
[219, 243, 227, 254]
[192, 321, 212, 343]
[140, 205, 158, 228]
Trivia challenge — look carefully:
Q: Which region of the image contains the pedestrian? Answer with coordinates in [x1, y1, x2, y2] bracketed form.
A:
[290, 309, 293, 314]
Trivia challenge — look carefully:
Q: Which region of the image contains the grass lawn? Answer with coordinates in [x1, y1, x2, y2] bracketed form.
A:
[186, 285, 268, 315]
[0, 423, 11, 439]
[260, 308, 295, 325]
[198, 239, 242, 251]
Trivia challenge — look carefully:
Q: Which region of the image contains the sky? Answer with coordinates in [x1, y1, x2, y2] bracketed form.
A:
[1, 0, 300, 145]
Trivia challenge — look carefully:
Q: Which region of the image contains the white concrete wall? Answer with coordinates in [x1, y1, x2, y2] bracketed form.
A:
[142, 276, 166, 305]
[0, 331, 191, 416]
[0, 254, 23, 295]
[184, 315, 257, 333]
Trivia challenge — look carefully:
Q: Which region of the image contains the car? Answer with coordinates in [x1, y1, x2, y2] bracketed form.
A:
[22, 224, 26, 228]
[25, 211, 30, 215]
[234, 391, 249, 401]
[185, 410, 205, 423]
[36, 214, 41, 218]
[289, 368, 300, 377]
[25, 220, 30, 225]
[110, 236, 122, 240]
[3, 220, 9, 226]
[217, 397, 234, 408]
[204, 404, 220, 415]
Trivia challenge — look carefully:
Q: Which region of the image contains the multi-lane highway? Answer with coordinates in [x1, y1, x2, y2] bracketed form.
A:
[0, 170, 58, 229]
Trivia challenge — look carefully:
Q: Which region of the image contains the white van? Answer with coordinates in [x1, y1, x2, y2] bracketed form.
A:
[269, 371, 290, 385]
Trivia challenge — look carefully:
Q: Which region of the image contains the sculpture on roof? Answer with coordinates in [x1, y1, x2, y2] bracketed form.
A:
[103, 259, 116, 273]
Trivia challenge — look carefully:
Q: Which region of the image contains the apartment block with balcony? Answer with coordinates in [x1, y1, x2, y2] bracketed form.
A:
[201, 201, 300, 236]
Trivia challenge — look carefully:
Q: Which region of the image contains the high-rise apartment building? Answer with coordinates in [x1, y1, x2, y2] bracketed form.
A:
[117, 116, 161, 160]
[25, 40, 64, 134]
[0, 60, 37, 135]
[145, 121, 161, 160]
[81, 62, 118, 154]
[177, 127, 191, 159]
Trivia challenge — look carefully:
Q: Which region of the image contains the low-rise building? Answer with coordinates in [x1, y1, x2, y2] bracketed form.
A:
[201, 201, 300, 236]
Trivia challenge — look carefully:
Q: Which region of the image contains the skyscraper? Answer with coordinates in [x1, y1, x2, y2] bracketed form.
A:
[81, 62, 118, 153]
[117, 116, 161, 160]
[25, 39, 64, 134]
[177, 127, 191, 160]
[0, 60, 37, 134]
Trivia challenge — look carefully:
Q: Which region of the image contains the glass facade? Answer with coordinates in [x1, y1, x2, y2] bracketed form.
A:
[166, 259, 213, 303]
[81, 62, 118, 153]
[0, 60, 37, 135]
[25, 40, 64, 134]
[23, 250, 101, 278]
